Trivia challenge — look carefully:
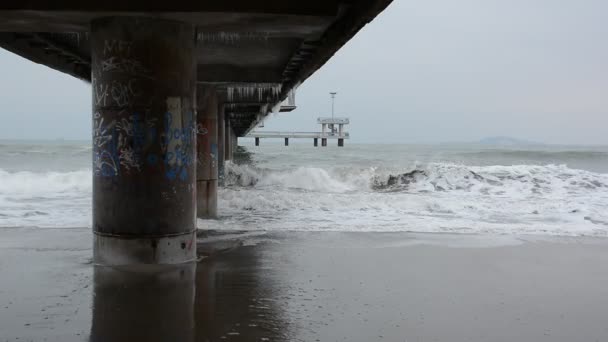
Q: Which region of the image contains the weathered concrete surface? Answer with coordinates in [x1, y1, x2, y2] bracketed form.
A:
[232, 131, 238, 153]
[217, 105, 226, 186]
[0, 0, 393, 136]
[3, 228, 608, 341]
[196, 85, 219, 218]
[224, 119, 232, 161]
[91, 17, 197, 265]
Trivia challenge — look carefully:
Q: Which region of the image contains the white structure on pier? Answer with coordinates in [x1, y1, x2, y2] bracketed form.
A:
[247, 92, 350, 147]
[246, 117, 350, 147]
[318, 117, 349, 137]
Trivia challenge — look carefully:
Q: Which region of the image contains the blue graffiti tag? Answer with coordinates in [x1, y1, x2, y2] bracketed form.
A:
[162, 110, 194, 181]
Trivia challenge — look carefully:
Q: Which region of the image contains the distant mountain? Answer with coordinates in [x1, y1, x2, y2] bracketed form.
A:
[477, 136, 543, 146]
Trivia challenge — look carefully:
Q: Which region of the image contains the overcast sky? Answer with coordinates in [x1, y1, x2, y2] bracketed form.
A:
[1, 0, 607, 144]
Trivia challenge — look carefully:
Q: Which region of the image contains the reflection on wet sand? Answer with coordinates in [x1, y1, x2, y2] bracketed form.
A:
[195, 246, 289, 341]
[91, 264, 196, 342]
[90, 238, 289, 341]
[19, 230, 604, 342]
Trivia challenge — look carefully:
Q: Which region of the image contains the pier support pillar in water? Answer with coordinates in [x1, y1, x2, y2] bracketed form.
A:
[224, 119, 232, 161]
[232, 132, 238, 155]
[196, 85, 218, 219]
[255, 137, 260, 146]
[314, 138, 318, 147]
[91, 17, 196, 265]
[338, 138, 344, 147]
[217, 106, 225, 186]
[285, 137, 289, 146]
[321, 138, 327, 147]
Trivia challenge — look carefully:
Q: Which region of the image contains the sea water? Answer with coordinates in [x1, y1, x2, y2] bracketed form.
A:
[1, 140, 608, 237]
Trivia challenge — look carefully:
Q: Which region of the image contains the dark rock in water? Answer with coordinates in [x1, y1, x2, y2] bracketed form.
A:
[386, 169, 426, 187]
[372, 169, 426, 191]
[225, 168, 258, 187]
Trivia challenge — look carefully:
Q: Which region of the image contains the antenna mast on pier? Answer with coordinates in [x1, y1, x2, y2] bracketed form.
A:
[330, 92, 337, 119]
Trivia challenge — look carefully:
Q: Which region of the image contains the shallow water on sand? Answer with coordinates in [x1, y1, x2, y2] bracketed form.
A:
[2, 228, 608, 342]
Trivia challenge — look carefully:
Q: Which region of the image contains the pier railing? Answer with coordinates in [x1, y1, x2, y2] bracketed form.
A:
[246, 131, 350, 139]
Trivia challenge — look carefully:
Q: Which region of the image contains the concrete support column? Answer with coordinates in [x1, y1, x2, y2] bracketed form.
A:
[339, 124, 343, 136]
[255, 137, 260, 146]
[314, 138, 318, 147]
[217, 105, 225, 186]
[232, 132, 238, 155]
[321, 138, 327, 147]
[91, 17, 196, 265]
[285, 137, 289, 146]
[196, 85, 218, 219]
[338, 138, 344, 147]
[322, 124, 326, 136]
[224, 119, 231, 161]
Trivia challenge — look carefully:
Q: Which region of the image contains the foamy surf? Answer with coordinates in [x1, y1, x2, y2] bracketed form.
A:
[200, 161, 608, 237]
[1, 142, 607, 237]
[0, 168, 91, 227]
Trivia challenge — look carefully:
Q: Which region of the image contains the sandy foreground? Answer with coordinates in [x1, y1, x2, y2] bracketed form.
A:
[1, 227, 608, 342]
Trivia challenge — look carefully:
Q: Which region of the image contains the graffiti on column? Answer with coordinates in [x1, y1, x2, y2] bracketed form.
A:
[161, 98, 194, 181]
[93, 39, 193, 181]
[93, 112, 119, 177]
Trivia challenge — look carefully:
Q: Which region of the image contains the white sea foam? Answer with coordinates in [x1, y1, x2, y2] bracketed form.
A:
[200, 162, 608, 237]
[1, 159, 607, 237]
[0, 168, 91, 227]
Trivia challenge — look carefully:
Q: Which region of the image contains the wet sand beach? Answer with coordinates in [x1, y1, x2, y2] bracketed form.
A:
[2, 228, 608, 341]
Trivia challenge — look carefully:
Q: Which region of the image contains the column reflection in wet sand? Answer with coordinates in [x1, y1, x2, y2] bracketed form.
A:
[90, 243, 289, 341]
[90, 264, 195, 342]
[194, 245, 290, 341]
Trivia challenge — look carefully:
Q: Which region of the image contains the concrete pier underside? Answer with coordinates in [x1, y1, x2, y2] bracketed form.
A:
[0, 1, 392, 264]
[0, 1, 392, 138]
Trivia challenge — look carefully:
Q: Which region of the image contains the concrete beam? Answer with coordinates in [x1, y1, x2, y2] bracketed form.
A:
[0, 1, 343, 16]
[0, 32, 90, 80]
[197, 65, 283, 84]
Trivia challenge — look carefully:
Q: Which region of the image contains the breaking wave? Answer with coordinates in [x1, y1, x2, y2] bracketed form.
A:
[225, 162, 608, 197]
[0, 168, 91, 228]
[1, 161, 607, 236]
[0, 168, 91, 195]
[211, 162, 608, 236]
